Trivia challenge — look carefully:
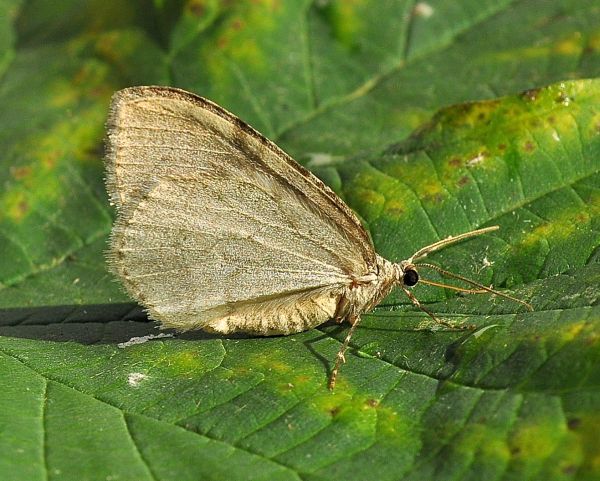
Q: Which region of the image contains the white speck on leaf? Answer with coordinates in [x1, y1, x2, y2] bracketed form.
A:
[482, 256, 494, 268]
[128, 372, 148, 387]
[305, 152, 339, 167]
[118, 332, 173, 348]
[413, 2, 434, 18]
[467, 152, 486, 166]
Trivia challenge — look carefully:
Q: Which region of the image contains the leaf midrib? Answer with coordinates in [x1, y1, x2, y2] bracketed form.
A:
[273, 0, 524, 140]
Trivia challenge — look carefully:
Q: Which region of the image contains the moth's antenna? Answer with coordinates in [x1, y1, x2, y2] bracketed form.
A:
[417, 262, 533, 311]
[418, 278, 487, 294]
[408, 226, 500, 263]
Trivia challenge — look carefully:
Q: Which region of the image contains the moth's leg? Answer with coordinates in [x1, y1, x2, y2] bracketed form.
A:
[328, 312, 361, 390]
[333, 294, 352, 324]
[400, 286, 466, 329]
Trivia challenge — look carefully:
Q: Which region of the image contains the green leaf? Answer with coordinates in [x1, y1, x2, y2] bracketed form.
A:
[0, 0, 21, 79]
[0, 2, 599, 480]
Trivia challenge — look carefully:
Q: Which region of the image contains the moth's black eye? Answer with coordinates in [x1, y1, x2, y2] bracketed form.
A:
[403, 269, 419, 287]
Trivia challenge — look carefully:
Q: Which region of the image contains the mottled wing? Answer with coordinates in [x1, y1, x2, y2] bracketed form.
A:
[105, 87, 375, 334]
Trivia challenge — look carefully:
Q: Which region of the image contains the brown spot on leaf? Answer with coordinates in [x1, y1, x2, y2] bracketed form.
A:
[524, 141, 535, 152]
[529, 118, 542, 128]
[386, 206, 404, 217]
[457, 176, 470, 187]
[424, 193, 444, 204]
[218, 36, 228, 49]
[567, 418, 581, 430]
[498, 143, 507, 151]
[10, 166, 32, 180]
[329, 406, 341, 417]
[576, 212, 588, 223]
[232, 18, 244, 31]
[562, 465, 577, 475]
[366, 399, 379, 408]
[44, 151, 60, 169]
[521, 88, 541, 101]
[510, 446, 521, 455]
[18, 200, 29, 216]
[449, 157, 462, 167]
[89, 86, 105, 98]
[188, 1, 205, 16]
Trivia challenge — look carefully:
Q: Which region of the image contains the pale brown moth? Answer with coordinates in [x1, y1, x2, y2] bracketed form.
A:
[105, 86, 531, 389]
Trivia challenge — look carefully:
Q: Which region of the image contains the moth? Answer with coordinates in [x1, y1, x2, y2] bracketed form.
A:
[105, 87, 530, 389]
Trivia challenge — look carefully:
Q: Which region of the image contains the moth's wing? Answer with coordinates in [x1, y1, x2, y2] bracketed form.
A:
[109, 174, 344, 334]
[105, 86, 376, 333]
[105, 86, 374, 267]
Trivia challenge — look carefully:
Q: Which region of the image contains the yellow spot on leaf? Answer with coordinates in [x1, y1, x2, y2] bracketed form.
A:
[494, 45, 549, 62]
[519, 206, 589, 247]
[354, 187, 385, 206]
[510, 422, 560, 460]
[554, 32, 583, 55]
[561, 321, 586, 342]
[48, 78, 80, 108]
[376, 405, 402, 437]
[329, 0, 364, 48]
[164, 351, 205, 374]
[247, 350, 291, 374]
[587, 32, 600, 53]
[589, 114, 600, 137]
[384, 198, 405, 218]
[455, 423, 510, 462]
[3, 190, 29, 222]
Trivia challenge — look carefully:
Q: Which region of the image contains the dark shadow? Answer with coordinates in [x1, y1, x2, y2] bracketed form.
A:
[302, 321, 347, 378]
[178, 329, 256, 341]
[0, 302, 156, 344]
[437, 329, 480, 384]
[0, 302, 268, 345]
[0, 302, 146, 326]
[0, 319, 162, 344]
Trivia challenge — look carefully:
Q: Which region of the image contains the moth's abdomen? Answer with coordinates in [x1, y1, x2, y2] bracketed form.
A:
[201, 288, 341, 336]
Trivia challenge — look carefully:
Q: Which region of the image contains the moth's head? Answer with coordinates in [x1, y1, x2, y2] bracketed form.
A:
[396, 261, 419, 288]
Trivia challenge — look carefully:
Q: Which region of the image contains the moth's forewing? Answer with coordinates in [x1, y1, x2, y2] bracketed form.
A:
[105, 87, 376, 334]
